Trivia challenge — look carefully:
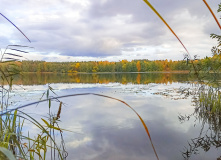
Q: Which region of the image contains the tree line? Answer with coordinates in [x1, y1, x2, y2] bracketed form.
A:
[1, 59, 191, 73]
[1, 56, 219, 73]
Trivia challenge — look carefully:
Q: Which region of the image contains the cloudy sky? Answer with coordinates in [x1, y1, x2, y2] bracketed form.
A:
[0, 0, 220, 62]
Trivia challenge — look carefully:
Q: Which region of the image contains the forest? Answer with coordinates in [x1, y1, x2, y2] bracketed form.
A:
[19, 59, 190, 73]
[1, 55, 220, 73]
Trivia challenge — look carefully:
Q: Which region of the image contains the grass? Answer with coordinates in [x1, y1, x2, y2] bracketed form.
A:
[197, 86, 221, 131]
[179, 85, 221, 159]
[0, 84, 67, 159]
[0, 14, 68, 159]
[199, 87, 221, 113]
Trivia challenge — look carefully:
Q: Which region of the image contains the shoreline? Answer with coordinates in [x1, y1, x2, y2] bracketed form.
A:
[21, 70, 190, 74]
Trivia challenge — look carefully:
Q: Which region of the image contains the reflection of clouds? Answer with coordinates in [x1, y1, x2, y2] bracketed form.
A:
[60, 85, 214, 159]
[65, 121, 152, 160]
[66, 137, 92, 148]
[9, 82, 220, 159]
[21, 119, 43, 137]
[54, 88, 189, 159]
[55, 92, 151, 159]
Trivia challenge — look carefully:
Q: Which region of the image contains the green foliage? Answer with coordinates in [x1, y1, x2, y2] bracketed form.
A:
[218, 3, 221, 12]
[0, 59, 192, 74]
[210, 34, 221, 47]
[0, 45, 66, 159]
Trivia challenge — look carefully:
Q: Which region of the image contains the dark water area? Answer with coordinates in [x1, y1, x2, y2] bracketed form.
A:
[7, 73, 221, 160]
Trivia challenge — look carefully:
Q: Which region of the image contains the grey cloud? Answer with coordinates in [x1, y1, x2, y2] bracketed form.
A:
[122, 43, 144, 47]
[86, 0, 159, 23]
[0, 0, 220, 60]
[204, 21, 220, 35]
[86, 0, 220, 23]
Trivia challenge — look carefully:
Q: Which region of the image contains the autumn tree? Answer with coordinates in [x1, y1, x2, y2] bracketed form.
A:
[136, 61, 141, 72]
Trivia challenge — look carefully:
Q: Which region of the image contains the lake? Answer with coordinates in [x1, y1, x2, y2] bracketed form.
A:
[5, 73, 221, 160]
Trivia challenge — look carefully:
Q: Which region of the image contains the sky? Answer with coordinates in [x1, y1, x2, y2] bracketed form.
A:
[0, 0, 220, 62]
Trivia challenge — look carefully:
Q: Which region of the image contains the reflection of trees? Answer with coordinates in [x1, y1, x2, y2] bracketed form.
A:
[179, 86, 221, 159]
[136, 73, 141, 84]
[182, 130, 221, 159]
[8, 73, 194, 85]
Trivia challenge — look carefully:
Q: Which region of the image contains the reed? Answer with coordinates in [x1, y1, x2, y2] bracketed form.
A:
[0, 85, 67, 159]
[0, 79, 57, 159]
[0, 13, 67, 159]
[179, 85, 221, 159]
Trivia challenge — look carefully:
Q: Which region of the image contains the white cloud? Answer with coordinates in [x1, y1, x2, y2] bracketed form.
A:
[0, 0, 220, 61]
[66, 137, 92, 148]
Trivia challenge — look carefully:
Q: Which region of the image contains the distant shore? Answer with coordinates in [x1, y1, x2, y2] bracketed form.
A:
[21, 70, 190, 74]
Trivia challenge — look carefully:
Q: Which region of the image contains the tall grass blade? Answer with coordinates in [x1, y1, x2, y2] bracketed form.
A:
[16, 111, 64, 160]
[0, 147, 16, 160]
[8, 45, 33, 48]
[96, 93, 160, 160]
[56, 102, 62, 120]
[5, 53, 23, 57]
[1, 93, 159, 160]
[12, 136, 26, 158]
[42, 118, 50, 127]
[12, 110, 17, 129]
[0, 13, 31, 43]
[202, 0, 221, 29]
[142, 0, 191, 59]
[9, 49, 29, 53]
[42, 118, 61, 131]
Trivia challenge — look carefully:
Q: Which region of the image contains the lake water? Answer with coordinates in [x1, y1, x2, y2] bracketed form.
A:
[6, 73, 221, 160]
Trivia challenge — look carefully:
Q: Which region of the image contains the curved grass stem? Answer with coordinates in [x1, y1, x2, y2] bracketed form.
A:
[1, 92, 159, 160]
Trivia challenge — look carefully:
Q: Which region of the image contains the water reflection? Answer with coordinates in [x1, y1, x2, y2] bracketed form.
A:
[18, 84, 217, 160]
[178, 87, 221, 160]
[5, 73, 221, 160]
[9, 72, 192, 85]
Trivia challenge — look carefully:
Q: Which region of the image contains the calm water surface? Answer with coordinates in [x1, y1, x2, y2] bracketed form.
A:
[8, 73, 221, 160]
